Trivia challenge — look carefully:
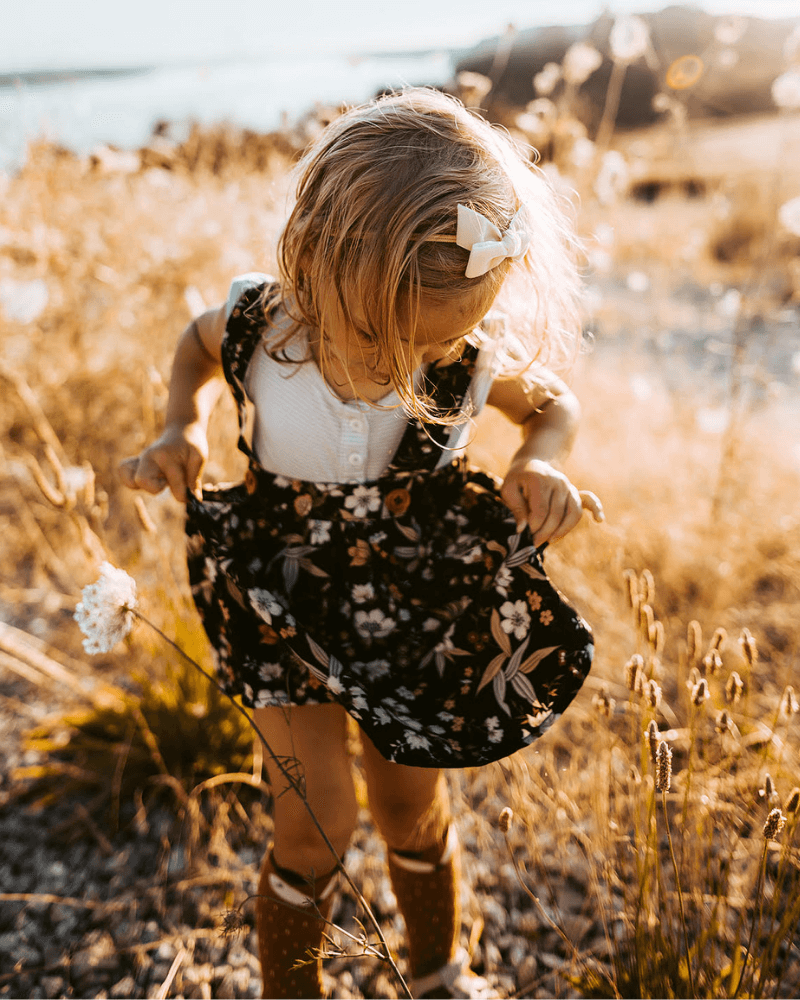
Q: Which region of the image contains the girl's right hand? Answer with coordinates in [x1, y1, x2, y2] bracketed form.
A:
[118, 422, 208, 503]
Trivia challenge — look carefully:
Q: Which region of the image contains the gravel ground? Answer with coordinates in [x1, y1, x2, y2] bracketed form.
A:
[0, 662, 606, 1000]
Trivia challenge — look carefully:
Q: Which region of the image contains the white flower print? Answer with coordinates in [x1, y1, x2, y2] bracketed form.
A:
[423, 617, 441, 632]
[352, 693, 369, 711]
[344, 485, 382, 518]
[486, 716, 504, 743]
[494, 564, 513, 597]
[248, 588, 282, 624]
[309, 519, 332, 544]
[258, 662, 282, 681]
[249, 686, 289, 708]
[327, 675, 345, 695]
[375, 706, 392, 725]
[406, 732, 431, 750]
[351, 583, 375, 604]
[395, 686, 415, 701]
[354, 659, 390, 679]
[354, 608, 396, 639]
[500, 600, 531, 640]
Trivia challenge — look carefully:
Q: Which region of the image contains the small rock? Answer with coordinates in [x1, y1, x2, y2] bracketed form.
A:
[110, 976, 136, 998]
[154, 941, 177, 963]
[40, 976, 66, 997]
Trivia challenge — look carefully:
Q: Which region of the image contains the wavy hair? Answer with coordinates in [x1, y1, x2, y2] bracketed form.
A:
[261, 87, 582, 420]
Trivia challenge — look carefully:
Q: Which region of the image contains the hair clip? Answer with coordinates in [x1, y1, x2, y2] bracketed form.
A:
[427, 204, 532, 278]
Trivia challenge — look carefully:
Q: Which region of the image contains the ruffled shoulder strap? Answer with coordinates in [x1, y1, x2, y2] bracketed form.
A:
[220, 276, 277, 460]
[387, 343, 481, 473]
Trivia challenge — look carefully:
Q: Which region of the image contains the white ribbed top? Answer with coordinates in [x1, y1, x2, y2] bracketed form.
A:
[226, 274, 495, 483]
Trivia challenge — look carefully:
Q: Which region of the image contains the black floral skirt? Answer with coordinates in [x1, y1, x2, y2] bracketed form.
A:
[185, 457, 592, 767]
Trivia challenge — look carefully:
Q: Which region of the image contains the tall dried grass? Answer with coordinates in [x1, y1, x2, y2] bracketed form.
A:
[2, 68, 800, 997]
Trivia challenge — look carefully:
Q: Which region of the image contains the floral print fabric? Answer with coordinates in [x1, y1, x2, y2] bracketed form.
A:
[185, 283, 593, 767]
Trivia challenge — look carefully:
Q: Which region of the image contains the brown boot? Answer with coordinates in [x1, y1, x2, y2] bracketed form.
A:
[255, 850, 338, 999]
[387, 825, 493, 998]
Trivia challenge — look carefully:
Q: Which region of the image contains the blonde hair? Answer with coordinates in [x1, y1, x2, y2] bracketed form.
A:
[262, 87, 582, 420]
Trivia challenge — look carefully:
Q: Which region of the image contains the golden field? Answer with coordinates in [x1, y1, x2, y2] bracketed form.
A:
[1, 89, 800, 998]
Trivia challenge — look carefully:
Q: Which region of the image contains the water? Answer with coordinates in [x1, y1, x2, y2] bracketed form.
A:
[0, 50, 453, 173]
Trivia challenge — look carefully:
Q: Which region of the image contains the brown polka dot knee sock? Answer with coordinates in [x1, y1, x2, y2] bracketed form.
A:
[386, 824, 461, 982]
[255, 850, 338, 1000]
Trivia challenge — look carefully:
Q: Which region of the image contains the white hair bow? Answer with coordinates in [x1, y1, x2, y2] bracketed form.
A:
[455, 204, 532, 278]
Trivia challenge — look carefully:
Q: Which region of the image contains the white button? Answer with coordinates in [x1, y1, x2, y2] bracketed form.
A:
[349, 418, 364, 432]
[348, 452, 363, 466]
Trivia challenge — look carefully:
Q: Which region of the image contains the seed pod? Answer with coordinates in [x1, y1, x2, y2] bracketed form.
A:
[645, 719, 660, 765]
[784, 787, 800, 814]
[639, 568, 655, 605]
[592, 687, 615, 717]
[725, 671, 744, 704]
[692, 678, 710, 707]
[646, 679, 662, 709]
[625, 654, 644, 692]
[781, 686, 799, 717]
[687, 620, 702, 664]
[763, 808, 787, 841]
[498, 807, 514, 833]
[715, 710, 731, 734]
[623, 569, 639, 611]
[649, 620, 664, 655]
[711, 627, 727, 651]
[656, 741, 672, 792]
[702, 649, 723, 676]
[687, 666, 702, 690]
[739, 627, 757, 667]
[640, 603, 655, 637]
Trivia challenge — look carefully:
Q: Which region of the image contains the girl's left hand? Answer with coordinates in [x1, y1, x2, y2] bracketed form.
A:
[500, 458, 603, 547]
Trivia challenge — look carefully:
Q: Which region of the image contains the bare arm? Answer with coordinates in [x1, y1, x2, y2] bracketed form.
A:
[487, 370, 602, 546]
[119, 305, 227, 502]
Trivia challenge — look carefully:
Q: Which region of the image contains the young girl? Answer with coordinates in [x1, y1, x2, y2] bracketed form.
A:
[120, 88, 601, 1000]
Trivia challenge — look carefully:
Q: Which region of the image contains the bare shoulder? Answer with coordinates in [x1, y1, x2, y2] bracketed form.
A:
[193, 305, 228, 364]
[487, 366, 576, 425]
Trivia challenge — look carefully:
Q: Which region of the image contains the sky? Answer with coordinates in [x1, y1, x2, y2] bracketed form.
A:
[3, 0, 800, 72]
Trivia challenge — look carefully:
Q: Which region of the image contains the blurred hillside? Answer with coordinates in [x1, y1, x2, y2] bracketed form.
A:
[458, 5, 800, 128]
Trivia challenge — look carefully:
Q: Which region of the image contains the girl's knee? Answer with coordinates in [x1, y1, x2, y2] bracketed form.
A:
[272, 781, 359, 877]
[370, 781, 450, 852]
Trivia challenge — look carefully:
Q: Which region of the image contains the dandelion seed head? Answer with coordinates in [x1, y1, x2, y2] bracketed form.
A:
[656, 740, 672, 792]
[609, 15, 650, 62]
[562, 42, 603, 85]
[498, 806, 514, 833]
[74, 562, 137, 654]
[533, 61, 562, 96]
[772, 68, 800, 110]
[221, 908, 246, 938]
[763, 808, 787, 841]
[692, 678, 709, 707]
[779, 196, 800, 239]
